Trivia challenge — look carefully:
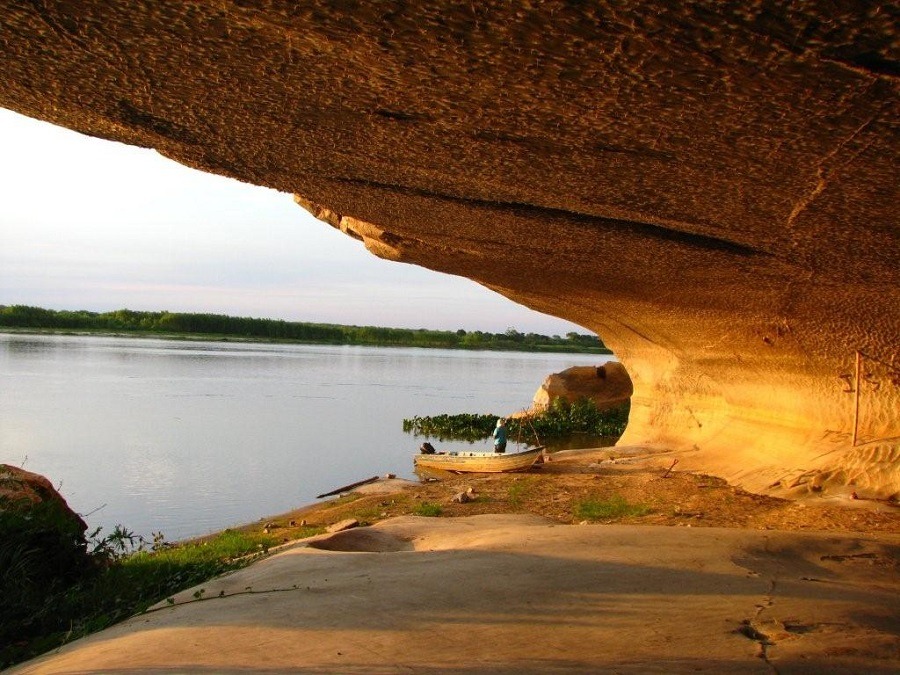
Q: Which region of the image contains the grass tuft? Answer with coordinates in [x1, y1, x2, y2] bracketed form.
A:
[574, 495, 650, 521]
[413, 502, 443, 517]
[507, 477, 537, 508]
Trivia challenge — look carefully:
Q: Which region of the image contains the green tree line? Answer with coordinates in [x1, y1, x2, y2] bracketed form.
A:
[0, 305, 612, 353]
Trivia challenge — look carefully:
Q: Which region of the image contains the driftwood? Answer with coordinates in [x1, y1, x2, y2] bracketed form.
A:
[316, 475, 380, 499]
[662, 459, 679, 478]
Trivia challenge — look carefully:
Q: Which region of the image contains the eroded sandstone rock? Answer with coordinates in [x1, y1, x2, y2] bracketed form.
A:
[532, 363, 633, 412]
[0, 2, 897, 497]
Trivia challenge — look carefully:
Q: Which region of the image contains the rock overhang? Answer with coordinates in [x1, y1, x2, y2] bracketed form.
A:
[1, 1, 897, 498]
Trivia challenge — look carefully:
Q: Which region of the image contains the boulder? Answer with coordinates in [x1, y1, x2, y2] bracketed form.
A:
[0, 464, 87, 534]
[532, 363, 633, 412]
[0, 464, 91, 586]
[452, 487, 477, 504]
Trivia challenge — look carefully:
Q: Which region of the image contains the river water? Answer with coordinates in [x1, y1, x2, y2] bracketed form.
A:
[0, 333, 611, 540]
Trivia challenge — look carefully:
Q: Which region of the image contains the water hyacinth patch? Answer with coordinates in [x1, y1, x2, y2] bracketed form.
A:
[403, 398, 629, 444]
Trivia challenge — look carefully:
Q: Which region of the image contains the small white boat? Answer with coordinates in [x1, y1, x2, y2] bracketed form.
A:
[414, 446, 546, 473]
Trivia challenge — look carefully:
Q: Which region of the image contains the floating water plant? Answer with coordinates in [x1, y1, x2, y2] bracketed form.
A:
[403, 398, 629, 443]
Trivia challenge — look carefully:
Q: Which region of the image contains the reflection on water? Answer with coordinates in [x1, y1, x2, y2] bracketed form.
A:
[0, 333, 615, 539]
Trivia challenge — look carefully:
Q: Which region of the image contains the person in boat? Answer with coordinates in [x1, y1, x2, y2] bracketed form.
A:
[493, 418, 508, 453]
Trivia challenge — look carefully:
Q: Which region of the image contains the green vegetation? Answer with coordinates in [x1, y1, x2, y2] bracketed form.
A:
[0, 503, 287, 670]
[403, 398, 630, 443]
[413, 502, 443, 517]
[403, 412, 500, 442]
[0, 305, 611, 353]
[1, 499, 96, 665]
[507, 477, 538, 508]
[574, 495, 651, 521]
[344, 505, 385, 524]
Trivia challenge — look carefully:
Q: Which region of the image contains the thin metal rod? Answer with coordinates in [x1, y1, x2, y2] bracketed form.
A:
[852, 350, 861, 447]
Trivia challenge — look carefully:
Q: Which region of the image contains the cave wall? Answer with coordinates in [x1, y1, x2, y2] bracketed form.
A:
[1, 1, 897, 497]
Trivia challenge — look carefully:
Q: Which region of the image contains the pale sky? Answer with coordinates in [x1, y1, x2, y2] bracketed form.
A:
[0, 108, 586, 335]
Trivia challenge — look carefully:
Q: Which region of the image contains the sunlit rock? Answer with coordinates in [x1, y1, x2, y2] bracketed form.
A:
[532, 363, 633, 412]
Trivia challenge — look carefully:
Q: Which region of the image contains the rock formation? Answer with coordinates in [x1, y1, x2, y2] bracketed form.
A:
[1, 2, 897, 498]
[0, 464, 88, 535]
[532, 363, 632, 412]
[0, 464, 91, 584]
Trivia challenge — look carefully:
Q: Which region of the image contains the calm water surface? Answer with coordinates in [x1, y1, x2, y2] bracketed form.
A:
[0, 333, 610, 539]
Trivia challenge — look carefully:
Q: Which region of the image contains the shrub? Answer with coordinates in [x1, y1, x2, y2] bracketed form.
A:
[0, 500, 95, 658]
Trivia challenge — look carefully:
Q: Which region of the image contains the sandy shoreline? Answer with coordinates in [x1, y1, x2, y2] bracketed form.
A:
[11, 450, 899, 674]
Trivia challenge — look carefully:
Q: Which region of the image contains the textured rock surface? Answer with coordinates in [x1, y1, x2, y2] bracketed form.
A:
[0, 464, 91, 587]
[12, 516, 900, 674]
[0, 464, 88, 534]
[532, 363, 633, 411]
[1, 2, 897, 497]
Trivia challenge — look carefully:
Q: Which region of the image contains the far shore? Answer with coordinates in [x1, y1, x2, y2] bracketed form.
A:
[0, 327, 615, 355]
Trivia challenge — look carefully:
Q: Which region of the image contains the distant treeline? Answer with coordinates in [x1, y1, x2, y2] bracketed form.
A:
[0, 305, 611, 353]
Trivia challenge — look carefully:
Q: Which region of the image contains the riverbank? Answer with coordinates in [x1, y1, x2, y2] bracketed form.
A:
[12, 448, 898, 674]
[241, 446, 899, 540]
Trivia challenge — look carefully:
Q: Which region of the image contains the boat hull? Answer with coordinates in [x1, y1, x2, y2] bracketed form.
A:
[414, 447, 545, 473]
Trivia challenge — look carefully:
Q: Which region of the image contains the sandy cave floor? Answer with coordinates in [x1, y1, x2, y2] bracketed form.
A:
[11, 448, 899, 674]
